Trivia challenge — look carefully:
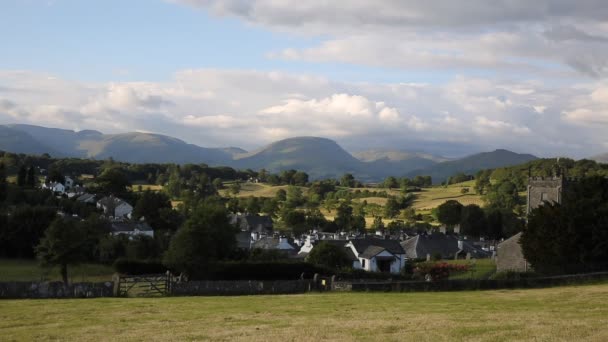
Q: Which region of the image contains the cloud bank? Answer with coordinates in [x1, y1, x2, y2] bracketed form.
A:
[1, 68, 606, 157]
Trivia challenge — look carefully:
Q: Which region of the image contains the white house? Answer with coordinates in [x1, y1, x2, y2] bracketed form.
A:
[347, 238, 406, 274]
[64, 176, 75, 190]
[42, 182, 66, 194]
[97, 196, 134, 219]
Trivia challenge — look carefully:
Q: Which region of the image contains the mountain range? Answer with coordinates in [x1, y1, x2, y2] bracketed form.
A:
[0, 124, 544, 182]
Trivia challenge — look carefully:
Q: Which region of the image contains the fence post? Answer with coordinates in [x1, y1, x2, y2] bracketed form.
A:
[112, 273, 121, 297]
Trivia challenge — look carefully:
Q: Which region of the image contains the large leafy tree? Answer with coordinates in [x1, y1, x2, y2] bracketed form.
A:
[132, 191, 172, 230]
[36, 218, 88, 285]
[521, 176, 608, 274]
[484, 180, 521, 211]
[0, 206, 57, 258]
[437, 200, 463, 227]
[0, 162, 7, 203]
[307, 241, 351, 270]
[459, 204, 486, 237]
[96, 167, 131, 195]
[163, 200, 237, 277]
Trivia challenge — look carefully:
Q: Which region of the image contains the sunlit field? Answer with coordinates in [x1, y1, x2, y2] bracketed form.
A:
[2, 284, 608, 341]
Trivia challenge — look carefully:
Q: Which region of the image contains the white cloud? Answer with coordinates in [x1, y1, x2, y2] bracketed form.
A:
[1, 68, 607, 157]
[173, 0, 608, 78]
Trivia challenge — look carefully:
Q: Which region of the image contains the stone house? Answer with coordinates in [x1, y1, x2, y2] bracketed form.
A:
[401, 233, 492, 260]
[496, 232, 531, 272]
[97, 196, 133, 219]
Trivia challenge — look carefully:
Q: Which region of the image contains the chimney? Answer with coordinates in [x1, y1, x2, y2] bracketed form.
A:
[458, 240, 464, 250]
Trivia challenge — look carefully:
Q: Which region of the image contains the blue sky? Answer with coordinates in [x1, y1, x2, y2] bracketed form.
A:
[1, 0, 607, 158]
[0, 0, 451, 84]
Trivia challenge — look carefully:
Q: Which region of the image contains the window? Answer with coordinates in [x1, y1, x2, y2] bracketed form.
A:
[361, 259, 366, 268]
[541, 192, 549, 202]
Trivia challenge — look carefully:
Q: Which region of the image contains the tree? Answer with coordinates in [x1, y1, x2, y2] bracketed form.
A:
[371, 216, 385, 231]
[163, 200, 237, 277]
[459, 204, 486, 237]
[340, 173, 355, 188]
[36, 218, 88, 285]
[437, 200, 463, 227]
[275, 188, 287, 202]
[212, 178, 223, 191]
[133, 191, 172, 231]
[383, 176, 398, 189]
[0, 206, 57, 258]
[293, 171, 309, 186]
[475, 170, 491, 195]
[17, 166, 27, 187]
[97, 168, 131, 194]
[307, 241, 351, 270]
[521, 176, 608, 274]
[229, 181, 241, 195]
[384, 196, 400, 218]
[0, 162, 7, 203]
[484, 180, 521, 211]
[245, 196, 261, 214]
[334, 202, 354, 231]
[285, 185, 304, 208]
[282, 208, 307, 236]
[26, 166, 36, 187]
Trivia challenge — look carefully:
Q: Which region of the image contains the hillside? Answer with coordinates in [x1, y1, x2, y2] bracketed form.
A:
[0, 124, 545, 181]
[1, 124, 233, 165]
[0, 126, 63, 156]
[407, 149, 538, 183]
[234, 137, 362, 179]
[591, 153, 608, 164]
[353, 149, 448, 163]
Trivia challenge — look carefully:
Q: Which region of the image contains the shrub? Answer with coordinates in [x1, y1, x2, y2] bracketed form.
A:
[113, 258, 166, 275]
[187, 261, 331, 281]
[413, 262, 470, 281]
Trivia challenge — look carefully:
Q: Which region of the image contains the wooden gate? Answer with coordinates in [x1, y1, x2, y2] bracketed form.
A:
[118, 272, 172, 297]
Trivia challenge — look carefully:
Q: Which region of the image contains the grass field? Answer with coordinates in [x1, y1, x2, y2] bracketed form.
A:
[220, 183, 295, 198]
[2, 284, 608, 341]
[0, 259, 114, 283]
[411, 180, 483, 210]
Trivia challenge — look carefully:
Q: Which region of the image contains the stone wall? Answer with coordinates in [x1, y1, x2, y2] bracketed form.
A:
[0, 281, 114, 299]
[172, 280, 312, 296]
[332, 271, 608, 292]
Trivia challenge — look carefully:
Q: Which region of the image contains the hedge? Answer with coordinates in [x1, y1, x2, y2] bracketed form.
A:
[113, 258, 166, 275]
[189, 261, 332, 281]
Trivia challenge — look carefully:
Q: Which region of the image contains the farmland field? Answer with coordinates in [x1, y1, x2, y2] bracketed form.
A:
[0, 259, 114, 283]
[1, 284, 608, 341]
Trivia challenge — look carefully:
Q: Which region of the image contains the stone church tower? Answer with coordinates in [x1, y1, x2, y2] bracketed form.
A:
[526, 176, 564, 215]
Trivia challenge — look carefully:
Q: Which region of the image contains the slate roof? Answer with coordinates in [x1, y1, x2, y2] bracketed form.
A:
[77, 193, 96, 203]
[401, 233, 491, 259]
[360, 245, 389, 259]
[111, 221, 153, 233]
[252, 237, 297, 251]
[349, 237, 405, 256]
[229, 214, 273, 233]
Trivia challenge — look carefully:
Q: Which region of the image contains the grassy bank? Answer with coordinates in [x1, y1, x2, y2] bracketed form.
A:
[1, 284, 607, 341]
[0, 259, 114, 283]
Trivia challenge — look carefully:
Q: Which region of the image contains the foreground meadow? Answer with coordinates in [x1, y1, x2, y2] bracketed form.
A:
[1, 283, 608, 341]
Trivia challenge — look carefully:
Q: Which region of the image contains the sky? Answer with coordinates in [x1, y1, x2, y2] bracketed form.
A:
[1, 0, 608, 158]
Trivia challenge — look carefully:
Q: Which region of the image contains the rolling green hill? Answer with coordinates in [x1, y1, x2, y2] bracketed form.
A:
[407, 149, 538, 183]
[0, 124, 543, 181]
[234, 137, 363, 179]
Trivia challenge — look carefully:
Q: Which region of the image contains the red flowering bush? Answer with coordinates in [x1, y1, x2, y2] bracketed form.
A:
[413, 262, 470, 281]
